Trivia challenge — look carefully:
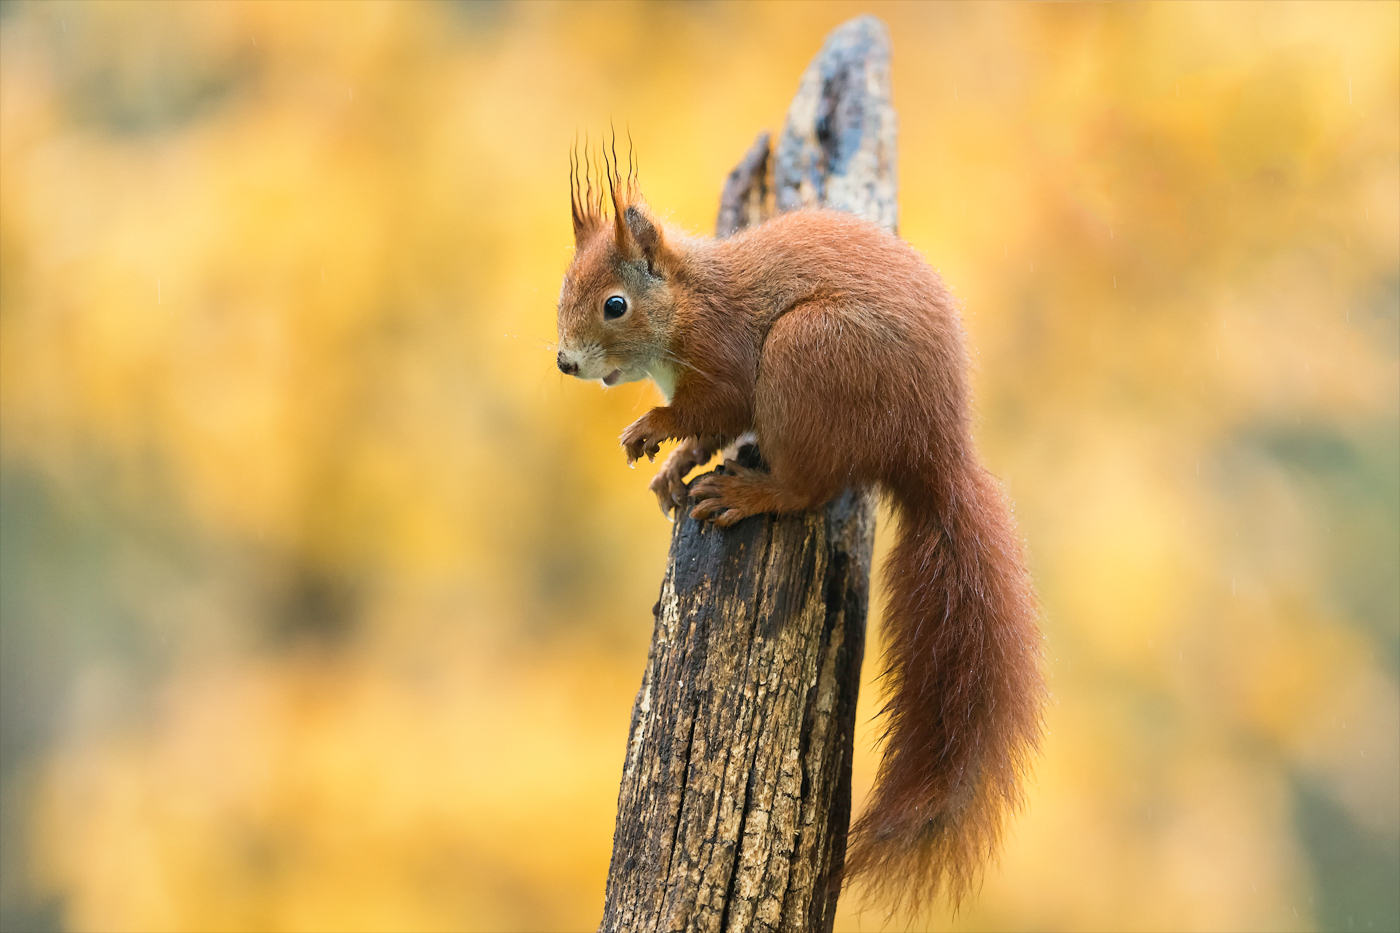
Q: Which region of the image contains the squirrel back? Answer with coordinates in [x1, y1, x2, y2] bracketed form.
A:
[557, 166, 1045, 913]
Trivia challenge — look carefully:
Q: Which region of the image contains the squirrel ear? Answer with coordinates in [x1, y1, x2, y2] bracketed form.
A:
[621, 205, 667, 277]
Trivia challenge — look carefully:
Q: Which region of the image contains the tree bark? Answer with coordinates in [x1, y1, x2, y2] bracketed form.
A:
[600, 17, 897, 933]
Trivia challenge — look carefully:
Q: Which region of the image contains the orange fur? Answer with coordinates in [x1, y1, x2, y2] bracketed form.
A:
[557, 161, 1045, 914]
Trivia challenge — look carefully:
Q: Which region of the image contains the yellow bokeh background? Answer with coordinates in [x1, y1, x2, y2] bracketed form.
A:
[1, 2, 1396, 931]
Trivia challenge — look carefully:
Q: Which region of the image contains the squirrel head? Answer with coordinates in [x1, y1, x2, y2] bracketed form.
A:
[556, 145, 679, 396]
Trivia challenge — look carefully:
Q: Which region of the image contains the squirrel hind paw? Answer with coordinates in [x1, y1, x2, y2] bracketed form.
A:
[687, 473, 761, 526]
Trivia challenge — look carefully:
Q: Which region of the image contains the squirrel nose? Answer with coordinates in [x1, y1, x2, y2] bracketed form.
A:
[557, 352, 579, 376]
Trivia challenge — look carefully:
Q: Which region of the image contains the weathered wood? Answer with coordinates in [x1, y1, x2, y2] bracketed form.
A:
[715, 131, 770, 239]
[600, 16, 897, 933]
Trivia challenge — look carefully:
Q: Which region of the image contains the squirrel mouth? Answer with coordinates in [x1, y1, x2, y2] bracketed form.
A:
[602, 369, 623, 386]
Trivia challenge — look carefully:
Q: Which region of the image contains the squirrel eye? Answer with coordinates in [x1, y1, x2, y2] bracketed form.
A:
[603, 295, 627, 320]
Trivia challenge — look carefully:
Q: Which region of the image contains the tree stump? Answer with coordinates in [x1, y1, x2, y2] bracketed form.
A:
[600, 16, 897, 933]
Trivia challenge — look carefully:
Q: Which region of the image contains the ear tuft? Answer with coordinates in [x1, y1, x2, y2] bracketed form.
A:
[571, 132, 664, 270]
[570, 137, 607, 246]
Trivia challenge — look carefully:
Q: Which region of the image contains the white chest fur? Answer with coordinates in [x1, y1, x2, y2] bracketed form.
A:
[646, 359, 678, 402]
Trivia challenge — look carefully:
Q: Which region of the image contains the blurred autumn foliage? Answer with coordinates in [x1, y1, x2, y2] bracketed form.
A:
[0, 2, 1396, 931]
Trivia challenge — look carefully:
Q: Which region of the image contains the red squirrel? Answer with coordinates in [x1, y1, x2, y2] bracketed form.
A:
[556, 155, 1044, 912]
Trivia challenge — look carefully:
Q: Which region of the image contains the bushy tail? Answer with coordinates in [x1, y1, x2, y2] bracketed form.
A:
[844, 465, 1044, 914]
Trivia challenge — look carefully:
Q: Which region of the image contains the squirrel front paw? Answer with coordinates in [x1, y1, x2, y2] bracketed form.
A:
[620, 412, 671, 464]
[649, 457, 689, 516]
[648, 439, 716, 516]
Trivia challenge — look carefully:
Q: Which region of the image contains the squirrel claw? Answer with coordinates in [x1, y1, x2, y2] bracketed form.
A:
[620, 409, 676, 467]
[620, 429, 664, 465]
[688, 500, 747, 528]
[649, 455, 694, 518]
[651, 480, 677, 518]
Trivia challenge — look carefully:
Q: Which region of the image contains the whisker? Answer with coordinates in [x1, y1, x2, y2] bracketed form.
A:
[657, 349, 718, 383]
